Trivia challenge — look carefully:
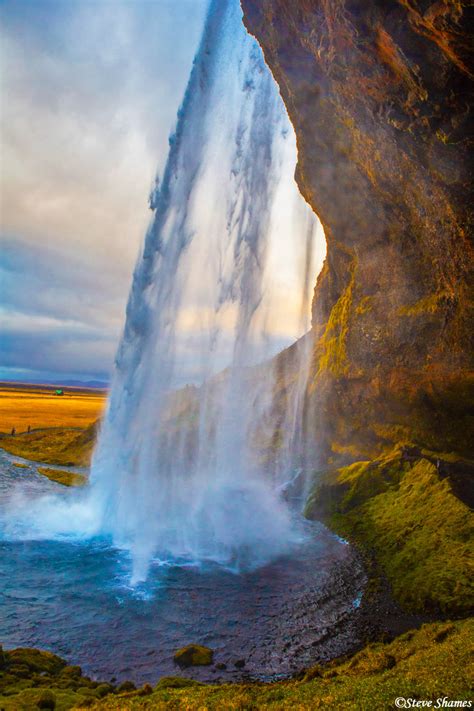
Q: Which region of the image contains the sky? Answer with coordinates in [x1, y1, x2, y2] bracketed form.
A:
[0, 0, 209, 384]
[0, 0, 325, 387]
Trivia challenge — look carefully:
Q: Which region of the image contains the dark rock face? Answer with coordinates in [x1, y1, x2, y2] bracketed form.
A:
[241, 0, 473, 465]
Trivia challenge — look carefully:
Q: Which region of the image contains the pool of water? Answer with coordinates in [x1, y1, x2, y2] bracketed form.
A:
[0, 450, 366, 684]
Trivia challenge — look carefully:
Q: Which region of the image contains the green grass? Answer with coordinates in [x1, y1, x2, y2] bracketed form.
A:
[0, 422, 97, 467]
[305, 449, 474, 613]
[3, 620, 472, 710]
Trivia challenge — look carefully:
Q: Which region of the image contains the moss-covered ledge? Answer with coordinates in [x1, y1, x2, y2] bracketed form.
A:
[304, 448, 474, 614]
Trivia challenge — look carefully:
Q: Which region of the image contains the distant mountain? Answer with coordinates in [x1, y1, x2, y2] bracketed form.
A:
[57, 379, 109, 389]
[0, 378, 109, 390]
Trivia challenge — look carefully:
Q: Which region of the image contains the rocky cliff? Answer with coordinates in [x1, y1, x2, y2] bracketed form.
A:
[241, 0, 473, 467]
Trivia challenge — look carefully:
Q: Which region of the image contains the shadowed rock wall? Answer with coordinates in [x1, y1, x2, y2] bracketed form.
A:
[242, 0, 473, 466]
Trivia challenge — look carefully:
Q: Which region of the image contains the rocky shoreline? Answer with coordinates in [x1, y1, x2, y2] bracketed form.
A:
[2, 617, 472, 710]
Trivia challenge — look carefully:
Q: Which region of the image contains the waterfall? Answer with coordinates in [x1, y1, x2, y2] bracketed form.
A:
[89, 0, 322, 583]
[52, 0, 321, 584]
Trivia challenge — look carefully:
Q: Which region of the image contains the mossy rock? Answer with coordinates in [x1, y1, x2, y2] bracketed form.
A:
[59, 665, 82, 679]
[305, 448, 474, 613]
[156, 676, 203, 689]
[95, 682, 114, 698]
[173, 645, 214, 668]
[8, 664, 31, 679]
[7, 649, 66, 677]
[137, 683, 153, 696]
[116, 680, 136, 692]
[75, 686, 99, 698]
[36, 690, 56, 709]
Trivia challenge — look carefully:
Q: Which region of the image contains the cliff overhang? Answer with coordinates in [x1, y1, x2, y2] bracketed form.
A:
[241, 0, 473, 467]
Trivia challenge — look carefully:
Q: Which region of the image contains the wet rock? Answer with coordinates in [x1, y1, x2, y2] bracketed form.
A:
[241, 0, 472, 469]
[173, 644, 214, 668]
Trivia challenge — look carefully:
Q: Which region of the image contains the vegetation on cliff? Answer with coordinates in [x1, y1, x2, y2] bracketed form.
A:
[305, 447, 474, 614]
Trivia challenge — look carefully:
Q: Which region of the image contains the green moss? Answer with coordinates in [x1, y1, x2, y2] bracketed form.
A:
[398, 290, 451, 316]
[304, 449, 405, 519]
[173, 645, 213, 667]
[95, 684, 115, 698]
[3, 649, 66, 678]
[155, 677, 203, 689]
[305, 450, 474, 613]
[335, 451, 406, 510]
[37, 468, 87, 487]
[0, 646, 114, 711]
[37, 690, 56, 709]
[0, 688, 92, 710]
[317, 257, 357, 377]
[66, 619, 472, 710]
[346, 460, 473, 612]
[354, 295, 373, 315]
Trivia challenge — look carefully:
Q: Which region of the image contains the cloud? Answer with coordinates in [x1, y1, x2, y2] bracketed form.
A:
[0, 235, 122, 380]
[0, 0, 208, 382]
[1, 236, 125, 328]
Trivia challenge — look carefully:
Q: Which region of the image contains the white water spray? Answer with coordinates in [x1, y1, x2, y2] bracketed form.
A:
[92, 0, 324, 583]
[1, 0, 325, 582]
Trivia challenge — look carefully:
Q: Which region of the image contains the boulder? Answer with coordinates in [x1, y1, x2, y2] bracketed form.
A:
[173, 644, 213, 668]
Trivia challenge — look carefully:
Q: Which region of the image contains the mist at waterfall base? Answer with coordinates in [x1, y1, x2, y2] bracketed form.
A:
[0, 0, 366, 682]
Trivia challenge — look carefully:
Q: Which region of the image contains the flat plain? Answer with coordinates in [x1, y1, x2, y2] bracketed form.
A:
[0, 382, 106, 434]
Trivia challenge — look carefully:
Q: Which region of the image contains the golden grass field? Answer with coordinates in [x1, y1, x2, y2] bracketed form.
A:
[0, 383, 106, 434]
